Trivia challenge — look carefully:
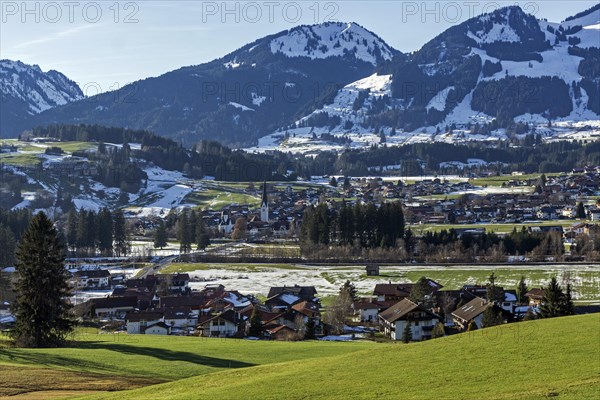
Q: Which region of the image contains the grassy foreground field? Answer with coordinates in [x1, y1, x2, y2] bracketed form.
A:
[0, 333, 377, 398]
[77, 314, 599, 400]
[1, 315, 597, 399]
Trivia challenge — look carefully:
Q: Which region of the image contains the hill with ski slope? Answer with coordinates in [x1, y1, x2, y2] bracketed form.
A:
[249, 5, 600, 154]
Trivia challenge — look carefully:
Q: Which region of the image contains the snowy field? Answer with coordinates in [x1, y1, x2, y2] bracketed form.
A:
[184, 263, 600, 302]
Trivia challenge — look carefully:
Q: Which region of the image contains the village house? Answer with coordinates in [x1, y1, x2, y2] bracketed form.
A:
[373, 283, 413, 302]
[143, 321, 172, 335]
[163, 307, 198, 330]
[197, 309, 247, 337]
[91, 296, 137, 319]
[525, 288, 545, 307]
[126, 311, 164, 334]
[352, 299, 380, 323]
[451, 297, 492, 330]
[72, 269, 111, 289]
[378, 298, 439, 341]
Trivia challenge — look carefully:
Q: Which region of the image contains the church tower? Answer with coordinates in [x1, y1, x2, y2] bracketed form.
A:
[260, 180, 269, 222]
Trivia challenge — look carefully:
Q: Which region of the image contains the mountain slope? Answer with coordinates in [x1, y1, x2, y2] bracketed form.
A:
[80, 314, 600, 400]
[24, 22, 400, 146]
[253, 5, 600, 153]
[0, 60, 83, 137]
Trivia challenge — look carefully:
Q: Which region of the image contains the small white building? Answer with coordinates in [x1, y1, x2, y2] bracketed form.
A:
[144, 322, 171, 335]
[126, 311, 164, 334]
[352, 300, 380, 323]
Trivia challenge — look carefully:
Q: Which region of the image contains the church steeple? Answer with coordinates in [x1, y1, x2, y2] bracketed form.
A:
[260, 180, 269, 222]
[261, 180, 268, 207]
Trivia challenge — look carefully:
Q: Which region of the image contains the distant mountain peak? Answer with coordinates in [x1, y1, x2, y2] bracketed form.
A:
[269, 21, 397, 65]
[465, 5, 542, 45]
[0, 59, 83, 135]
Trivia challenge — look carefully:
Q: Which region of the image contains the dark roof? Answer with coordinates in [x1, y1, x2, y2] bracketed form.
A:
[74, 269, 111, 278]
[160, 296, 206, 308]
[126, 311, 163, 322]
[353, 301, 380, 310]
[526, 288, 545, 299]
[451, 297, 491, 322]
[163, 307, 194, 319]
[199, 309, 246, 326]
[92, 296, 137, 309]
[373, 283, 413, 298]
[379, 298, 436, 323]
[156, 273, 190, 282]
[267, 285, 317, 300]
[144, 321, 170, 331]
[291, 301, 320, 317]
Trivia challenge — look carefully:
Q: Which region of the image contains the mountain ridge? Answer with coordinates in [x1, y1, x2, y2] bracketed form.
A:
[2, 6, 598, 149]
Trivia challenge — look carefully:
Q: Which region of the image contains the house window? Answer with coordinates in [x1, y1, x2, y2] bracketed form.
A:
[413, 321, 419, 326]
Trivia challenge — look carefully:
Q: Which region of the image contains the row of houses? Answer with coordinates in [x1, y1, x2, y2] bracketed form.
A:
[80, 269, 554, 342]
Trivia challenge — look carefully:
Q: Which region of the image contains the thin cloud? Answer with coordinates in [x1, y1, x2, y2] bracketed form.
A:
[13, 24, 101, 49]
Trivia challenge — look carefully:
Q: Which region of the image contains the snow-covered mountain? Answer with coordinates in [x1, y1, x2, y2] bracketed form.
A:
[250, 5, 600, 154]
[269, 22, 395, 65]
[20, 22, 399, 146]
[0, 60, 83, 136]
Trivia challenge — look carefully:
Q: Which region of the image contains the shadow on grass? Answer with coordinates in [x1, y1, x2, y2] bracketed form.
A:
[78, 341, 256, 369]
[0, 350, 116, 373]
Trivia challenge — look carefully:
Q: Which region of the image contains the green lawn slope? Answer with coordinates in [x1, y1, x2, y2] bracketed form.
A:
[79, 314, 600, 400]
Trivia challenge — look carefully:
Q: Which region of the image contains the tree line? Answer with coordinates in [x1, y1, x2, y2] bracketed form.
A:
[63, 208, 130, 257]
[300, 202, 405, 251]
[298, 202, 567, 262]
[152, 207, 211, 254]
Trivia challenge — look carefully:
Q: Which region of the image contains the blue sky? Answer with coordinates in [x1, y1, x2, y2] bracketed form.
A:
[1, 1, 596, 93]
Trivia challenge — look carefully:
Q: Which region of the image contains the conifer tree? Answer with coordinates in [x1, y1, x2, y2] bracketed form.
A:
[96, 208, 113, 256]
[576, 202, 586, 219]
[482, 306, 503, 327]
[178, 209, 192, 253]
[0, 224, 16, 267]
[195, 217, 210, 250]
[153, 219, 168, 249]
[65, 210, 78, 254]
[410, 276, 432, 305]
[113, 210, 129, 256]
[539, 277, 569, 318]
[11, 212, 75, 347]
[340, 280, 358, 301]
[248, 308, 262, 337]
[305, 317, 316, 339]
[516, 276, 529, 304]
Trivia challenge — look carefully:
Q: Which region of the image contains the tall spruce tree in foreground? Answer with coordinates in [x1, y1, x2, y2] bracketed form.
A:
[11, 212, 75, 347]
